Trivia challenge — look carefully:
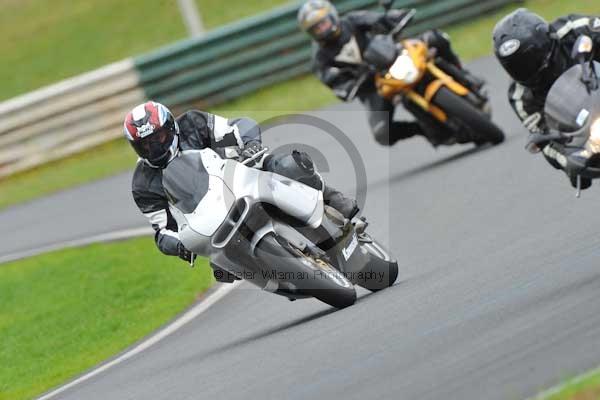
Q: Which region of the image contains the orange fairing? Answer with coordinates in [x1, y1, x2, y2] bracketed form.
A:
[402, 39, 429, 74]
[375, 39, 428, 99]
[424, 62, 469, 101]
[372, 37, 474, 123]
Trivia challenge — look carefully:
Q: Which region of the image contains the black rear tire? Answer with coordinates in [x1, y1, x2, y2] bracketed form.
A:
[432, 87, 505, 145]
[255, 235, 357, 309]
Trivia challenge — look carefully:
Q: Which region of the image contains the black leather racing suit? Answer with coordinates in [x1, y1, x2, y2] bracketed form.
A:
[131, 110, 356, 260]
[312, 10, 464, 146]
[507, 14, 600, 187]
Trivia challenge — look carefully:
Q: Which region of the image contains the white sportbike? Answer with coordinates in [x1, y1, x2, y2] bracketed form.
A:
[163, 148, 398, 308]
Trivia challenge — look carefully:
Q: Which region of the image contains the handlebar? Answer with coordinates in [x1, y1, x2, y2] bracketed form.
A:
[389, 9, 416, 38]
[525, 130, 569, 153]
[345, 7, 417, 102]
[241, 147, 269, 166]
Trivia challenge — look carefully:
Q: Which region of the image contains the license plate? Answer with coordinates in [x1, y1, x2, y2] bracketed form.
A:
[342, 233, 358, 261]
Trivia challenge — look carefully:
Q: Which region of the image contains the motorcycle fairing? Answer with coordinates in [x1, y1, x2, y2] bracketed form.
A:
[163, 149, 324, 254]
[545, 62, 600, 134]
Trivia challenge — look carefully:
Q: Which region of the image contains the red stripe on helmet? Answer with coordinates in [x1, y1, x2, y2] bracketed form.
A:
[124, 112, 139, 140]
[146, 102, 161, 129]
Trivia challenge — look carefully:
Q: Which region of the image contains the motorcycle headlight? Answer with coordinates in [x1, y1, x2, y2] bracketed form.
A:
[389, 52, 419, 84]
[586, 118, 600, 153]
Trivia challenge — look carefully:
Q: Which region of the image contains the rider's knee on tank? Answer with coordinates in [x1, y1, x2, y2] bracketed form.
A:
[263, 151, 324, 190]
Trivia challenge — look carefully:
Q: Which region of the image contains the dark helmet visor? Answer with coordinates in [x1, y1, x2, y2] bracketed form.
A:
[309, 15, 338, 41]
[501, 44, 554, 85]
[130, 125, 175, 165]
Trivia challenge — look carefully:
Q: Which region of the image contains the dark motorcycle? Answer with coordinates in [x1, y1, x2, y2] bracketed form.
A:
[527, 35, 600, 197]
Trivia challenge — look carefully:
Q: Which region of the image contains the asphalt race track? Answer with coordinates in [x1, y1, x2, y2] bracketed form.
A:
[3, 57, 600, 400]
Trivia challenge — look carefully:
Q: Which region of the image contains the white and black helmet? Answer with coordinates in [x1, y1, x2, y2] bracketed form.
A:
[124, 101, 180, 168]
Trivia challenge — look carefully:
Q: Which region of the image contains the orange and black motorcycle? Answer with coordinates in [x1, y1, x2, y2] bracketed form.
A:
[349, 7, 505, 145]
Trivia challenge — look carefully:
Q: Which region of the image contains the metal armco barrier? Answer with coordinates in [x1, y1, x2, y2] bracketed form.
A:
[0, 0, 517, 178]
[0, 60, 145, 178]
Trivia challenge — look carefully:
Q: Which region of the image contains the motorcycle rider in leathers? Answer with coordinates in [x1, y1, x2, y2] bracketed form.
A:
[493, 8, 600, 190]
[298, 0, 486, 146]
[124, 101, 359, 266]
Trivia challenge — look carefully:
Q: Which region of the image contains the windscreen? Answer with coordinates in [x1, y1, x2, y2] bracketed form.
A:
[363, 35, 398, 70]
[545, 62, 600, 132]
[162, 151, 209, 214]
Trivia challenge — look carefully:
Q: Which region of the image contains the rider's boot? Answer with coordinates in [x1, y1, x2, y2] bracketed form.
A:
[380, 121, 424, 146]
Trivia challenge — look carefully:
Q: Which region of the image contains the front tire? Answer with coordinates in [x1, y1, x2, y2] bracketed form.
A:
[358, 238, 399, 292]
[255, 235, 357, 309]
[432, 87, 505, 145]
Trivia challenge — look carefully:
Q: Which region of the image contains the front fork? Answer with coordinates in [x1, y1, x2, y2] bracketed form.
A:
[435, 58, 484, 95]
[407, 60, 490, 124]
[434, 58, 490, 113]
[400, 61, 469, 124]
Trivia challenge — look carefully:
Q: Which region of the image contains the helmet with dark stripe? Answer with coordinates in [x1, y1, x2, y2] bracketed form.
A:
[124, 101, 179, 168]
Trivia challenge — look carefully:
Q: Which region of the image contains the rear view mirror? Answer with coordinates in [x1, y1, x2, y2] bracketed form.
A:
[363, 35, 398, 70]
[572, 35, 594, 61]
[379, 0, 394, 11]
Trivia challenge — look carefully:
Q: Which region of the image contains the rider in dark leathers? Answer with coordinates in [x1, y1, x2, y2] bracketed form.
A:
[493, 9, 600, 189]
[298, 0, 484, 146]
[125, 102, 358, 264]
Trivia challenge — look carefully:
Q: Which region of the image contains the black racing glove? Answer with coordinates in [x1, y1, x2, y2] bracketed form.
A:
[177, 242, 195, 265]
[240, 141, 264, 166]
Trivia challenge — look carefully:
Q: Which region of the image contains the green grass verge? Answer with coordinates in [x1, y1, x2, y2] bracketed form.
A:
[540, 368, 600, 399]
[1, 0, 599, 212]
[0, 0, 289, 102]
[0, 237, 213, 400]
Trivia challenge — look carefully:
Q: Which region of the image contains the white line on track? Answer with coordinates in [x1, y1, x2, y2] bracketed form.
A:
[37, 280, 242, 400]
[0, 226, 153, 265]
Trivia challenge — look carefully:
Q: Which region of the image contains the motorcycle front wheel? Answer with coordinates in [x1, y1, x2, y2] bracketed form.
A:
[255, 234, 357, 309]
[432, 87, 505, 145]
[358, 238, 399, 292]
